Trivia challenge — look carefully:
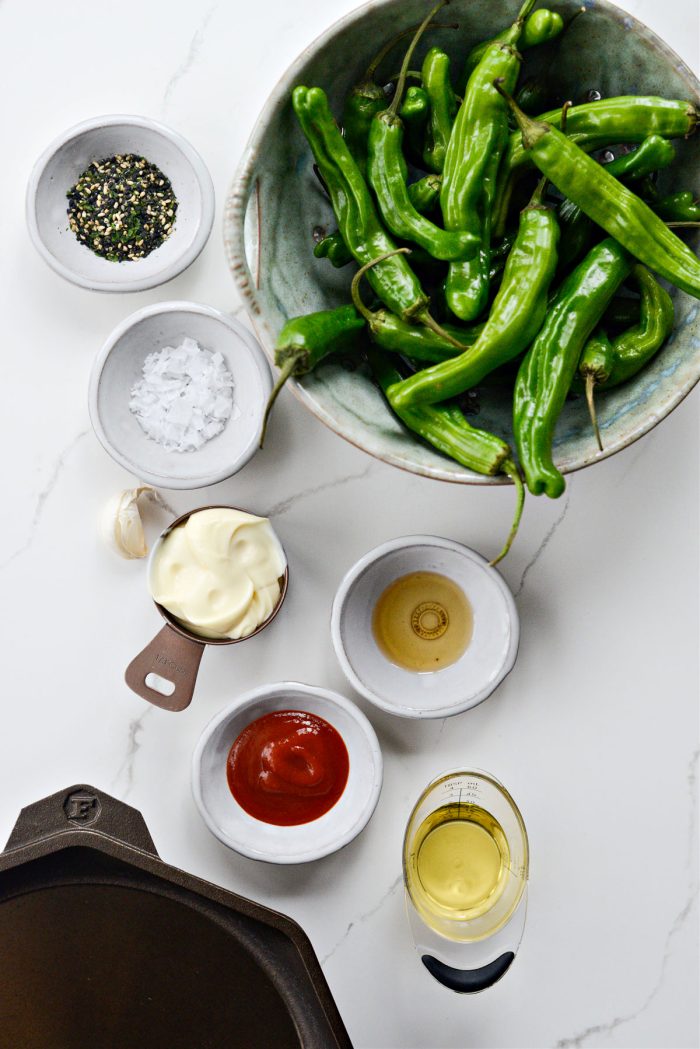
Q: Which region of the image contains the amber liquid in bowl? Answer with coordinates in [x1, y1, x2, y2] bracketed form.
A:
[372, 571, 473, 672]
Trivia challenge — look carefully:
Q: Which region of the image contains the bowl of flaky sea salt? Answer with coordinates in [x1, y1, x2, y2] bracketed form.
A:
[89, 301, 272, 489]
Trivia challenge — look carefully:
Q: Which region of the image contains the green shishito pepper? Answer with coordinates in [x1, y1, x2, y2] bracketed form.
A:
[390, 179, 560, 407]
[498, 85, 700, 301]
[407, 173, 442, 213]
[399, 84, 430, 125]
[441, 0, 537, 321]
[514, 77, 549, 115]
[367, 2, 478, 265]
[488, 230, 517, 282]
[493, 96, 698, 235]
[513, 238, 632, 499]
[458, 8, 564, 93]
[314, 174, 443, 270]
[556, 196, 595, 276]
[520, 7, 565, 49]
[605, 135, 676, 182]
[506, 97, 698, 178]
[421, 47, 458, 174]
[557, 135, 677, 273]
[399, 85, 430, 162]
[351, 249, 484, 363]
[579, 265, 675, 450]
[341, 21, 456, 169]
[313, 231, 352, 268]
[655, 191, 700, 223]
[341, 27, 415, 168]
[369, 350, 525, 566]
[260, 305, 365, 445]
[294, 85, 459, 345]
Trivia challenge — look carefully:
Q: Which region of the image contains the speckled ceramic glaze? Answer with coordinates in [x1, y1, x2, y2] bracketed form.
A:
[224, 0, 700, 485]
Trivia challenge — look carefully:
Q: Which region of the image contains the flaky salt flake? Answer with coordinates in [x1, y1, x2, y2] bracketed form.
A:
[129, 338, 235, 452]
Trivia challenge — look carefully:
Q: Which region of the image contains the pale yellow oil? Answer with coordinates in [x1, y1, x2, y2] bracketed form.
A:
[372, 572, 473, 672]
[406, 804, 510, 926]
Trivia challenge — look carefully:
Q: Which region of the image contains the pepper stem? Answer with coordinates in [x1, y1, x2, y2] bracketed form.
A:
[560, 99, 573, 133]
[666, 221, 700, 227]
[493, 77, 549, 150]
[363, 21, 457, 81]
[388, 0, 447, 118]
[528, 174, 549, 208]
[352, 248, 469, 350]
[489, 460, 526, 567]
[584, 372, 604, 452]
[351, 247, 412, 322]
[364, 27, 415, 82]
[259, 353, 303, 449]
[386, 70, 425, 84]
[417, 309, 468, 349]
[564, 5, 587, 31]
[514, 0, 537, 27]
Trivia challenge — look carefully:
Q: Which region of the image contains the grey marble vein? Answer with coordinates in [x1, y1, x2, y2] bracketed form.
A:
[514, 492, 572, 599]
[263, 462, 375, 518]
[0, 428, 90, 571]
[556, 1011, 636, 1049]
[112, 708, 153, 797]
[555, 896, 699, 1048]
[161, 4, 217, 113]
[320, 874, 402, 966]
[555, 748, 699, 1049]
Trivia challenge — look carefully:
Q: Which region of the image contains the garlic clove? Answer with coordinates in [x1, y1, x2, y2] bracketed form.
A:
[101, 485, 157, 559]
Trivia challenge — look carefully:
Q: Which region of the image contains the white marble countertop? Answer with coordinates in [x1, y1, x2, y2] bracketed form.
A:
[0, 1, 698, 1046]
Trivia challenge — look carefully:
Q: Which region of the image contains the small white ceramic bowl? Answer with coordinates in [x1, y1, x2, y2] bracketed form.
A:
[89, 301, 272, 489]
[26, 114, 214, 292]
[192, 682, 383, 864]
[331, 536, 519, 719]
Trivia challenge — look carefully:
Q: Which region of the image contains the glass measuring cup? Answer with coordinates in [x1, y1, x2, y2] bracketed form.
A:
[124, 505, 288, 712]
[404, 769, 528, 942]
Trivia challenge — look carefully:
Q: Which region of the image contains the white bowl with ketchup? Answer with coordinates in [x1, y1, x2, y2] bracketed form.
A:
[192, 681, 383, 864]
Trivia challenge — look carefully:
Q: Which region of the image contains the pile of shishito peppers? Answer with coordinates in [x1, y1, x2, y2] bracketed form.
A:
[264, 0, 700, 565]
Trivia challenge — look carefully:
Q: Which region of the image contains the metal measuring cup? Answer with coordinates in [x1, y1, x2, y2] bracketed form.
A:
[125, 505, 288, 712]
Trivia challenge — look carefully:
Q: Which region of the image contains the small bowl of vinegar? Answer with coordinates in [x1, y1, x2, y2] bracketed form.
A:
[330, 536, 519, 719]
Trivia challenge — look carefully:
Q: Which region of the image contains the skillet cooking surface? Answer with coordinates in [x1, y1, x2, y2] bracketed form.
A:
[0, 880, 302, 1049]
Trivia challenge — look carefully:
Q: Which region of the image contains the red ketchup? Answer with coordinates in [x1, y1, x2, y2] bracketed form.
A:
[227, 710, 349, 826]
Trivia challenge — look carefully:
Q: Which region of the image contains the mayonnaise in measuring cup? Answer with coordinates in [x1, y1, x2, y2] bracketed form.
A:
[149, 508, 286, 640]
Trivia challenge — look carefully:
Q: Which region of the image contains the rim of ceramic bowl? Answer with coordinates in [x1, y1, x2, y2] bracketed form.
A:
[191, 681, 384, 864]
[88, 300, 272, 489]
[223, 0, 700, 486]
[330, 534, 520, 718]
[26, 114, 215, 292]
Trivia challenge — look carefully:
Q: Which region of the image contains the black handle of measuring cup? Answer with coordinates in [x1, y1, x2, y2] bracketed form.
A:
[421, 952, 515, 993]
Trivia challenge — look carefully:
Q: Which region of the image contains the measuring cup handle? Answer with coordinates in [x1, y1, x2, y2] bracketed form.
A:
[125, 624, 205, 712]
[421, 952, 515, 993]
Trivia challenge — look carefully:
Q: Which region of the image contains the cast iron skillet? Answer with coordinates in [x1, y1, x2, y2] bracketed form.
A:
[0, 785, 352, 1049]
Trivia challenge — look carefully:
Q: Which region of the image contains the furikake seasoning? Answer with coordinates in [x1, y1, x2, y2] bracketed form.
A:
[66, 154, 178, 262]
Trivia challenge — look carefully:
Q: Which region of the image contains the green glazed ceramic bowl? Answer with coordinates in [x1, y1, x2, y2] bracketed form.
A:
[224, 0, 700, 484]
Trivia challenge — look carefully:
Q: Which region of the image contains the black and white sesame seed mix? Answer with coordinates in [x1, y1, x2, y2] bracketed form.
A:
[66, 154, 178, 262]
